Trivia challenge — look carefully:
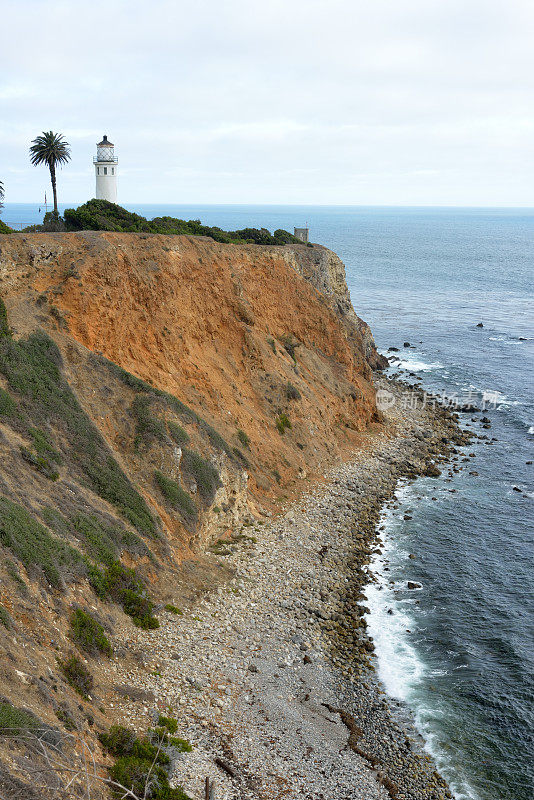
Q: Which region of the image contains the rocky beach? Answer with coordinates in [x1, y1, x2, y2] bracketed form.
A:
[107, 376, 472, 800]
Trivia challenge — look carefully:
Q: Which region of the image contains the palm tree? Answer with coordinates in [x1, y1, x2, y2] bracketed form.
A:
[0, 180, 4, 213]
[29, 131, 71, 218]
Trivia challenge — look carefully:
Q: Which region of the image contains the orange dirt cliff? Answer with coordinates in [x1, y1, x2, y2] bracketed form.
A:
[0, 232, 383, 522]
[0, 231, 385, 779]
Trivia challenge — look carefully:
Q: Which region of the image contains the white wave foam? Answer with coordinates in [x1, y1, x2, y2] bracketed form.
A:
[364, 577, 425, 699]
[366, 484, 484, 800]
[457, 387, 523, 408]
[415, 709, 483, 800]
[364, 491, 427, 701]
[396, 357, 444, 372]
[528, 426, 534, 435]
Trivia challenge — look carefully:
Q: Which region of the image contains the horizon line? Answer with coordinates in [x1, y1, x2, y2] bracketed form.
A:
[3, 201, 534, 210]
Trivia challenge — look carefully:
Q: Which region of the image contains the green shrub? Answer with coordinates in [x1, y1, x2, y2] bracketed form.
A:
[276, 414, 292, 435]
[157, 715, 178, 734]
[70, 609, 112, 656]
[286, 382, 301, 401]
[180, 448, 221, 502]
[0, 702, 40, 735]
[154, 471, 197, 526]
[73, 515, 116, 565]
[105, 360, 153, 392]
[0, 220, 12, 235]
[164, 604, 183, 615]
[63, 200, 298, 251]
[99, 724, 138, 756]
[131, 395, 167, 451]
[0, 298, 10, 338]
[0, 605, 12, 629]
[21, 428, 63, 480]
[28, 427, 62, 462]
[72, 513, 149, 566]
[168, 421, 190, 446]
[0, 387, 15, 416]
[109, 756, 191, 799]
[121, 588, 159, 629]
[40, 509, 151, 576]
[0, 331, 156, 536]
[279, 334, 299, 362]
[0, 497, 85, 588]
[152, 728, 192, 752]
[55, 705, 77, 731]
[100, 723, 192, 800]
[273, 469, 282, 484]
[273, 228, 300, 244]
[5, 559, 27, 592]
[237, 429, 250, 448]
[59, 654, 94, 698]
[154, 470, 182, 500]
[64, 201, 152, 233]
[167, 736, 192, 753]
[110, 756, 158, 796]
[90, 561, 158, 629]
[267, 337, 276, 354]
[20, 445, 60, 480]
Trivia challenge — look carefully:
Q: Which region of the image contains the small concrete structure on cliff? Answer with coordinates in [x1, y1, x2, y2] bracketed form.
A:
[94, 135, 118, 202]
[294, 226, 309, 243]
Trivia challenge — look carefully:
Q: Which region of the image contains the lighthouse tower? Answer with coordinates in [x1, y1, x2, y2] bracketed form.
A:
[94, 135, 118, 202]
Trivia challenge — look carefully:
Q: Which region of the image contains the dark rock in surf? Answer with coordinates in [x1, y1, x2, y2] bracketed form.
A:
[422, 463, 441, 477]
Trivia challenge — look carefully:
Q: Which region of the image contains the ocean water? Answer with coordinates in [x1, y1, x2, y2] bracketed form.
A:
[3, 203, 533, 799]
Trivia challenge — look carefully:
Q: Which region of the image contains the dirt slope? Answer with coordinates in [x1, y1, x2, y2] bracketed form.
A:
[2, 232, 380, 507]
[0, 231, 382, 794]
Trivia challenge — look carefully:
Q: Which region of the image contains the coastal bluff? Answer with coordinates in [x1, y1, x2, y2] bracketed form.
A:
[0, 231, 389, 795]
[0, 232, 384, 524]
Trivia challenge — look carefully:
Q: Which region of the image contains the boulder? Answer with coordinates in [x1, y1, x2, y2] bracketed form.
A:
[422, 463, 441, 478]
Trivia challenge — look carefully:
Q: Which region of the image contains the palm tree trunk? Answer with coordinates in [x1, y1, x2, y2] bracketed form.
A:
[50, 163, 58, 217]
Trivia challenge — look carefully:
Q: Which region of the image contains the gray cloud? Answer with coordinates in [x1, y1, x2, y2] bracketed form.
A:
[1, 0, 533, 205]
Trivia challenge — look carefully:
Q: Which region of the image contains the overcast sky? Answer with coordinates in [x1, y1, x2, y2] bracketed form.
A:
[1, 0, 533, 206]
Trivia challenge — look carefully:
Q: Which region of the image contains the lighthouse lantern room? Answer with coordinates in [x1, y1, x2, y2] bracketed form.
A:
[94, 135, 118, 203]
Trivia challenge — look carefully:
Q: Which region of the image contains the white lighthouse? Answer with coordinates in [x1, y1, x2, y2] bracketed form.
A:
[94, 135, 118, 203]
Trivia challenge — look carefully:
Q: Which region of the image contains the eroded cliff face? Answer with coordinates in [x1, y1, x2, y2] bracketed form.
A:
[0, 231, 382, 777]
[1, 232, 380, 516]
[285, 244, 388, 370]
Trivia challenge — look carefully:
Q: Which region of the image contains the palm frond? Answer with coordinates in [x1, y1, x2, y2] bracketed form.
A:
[29, 131, 71, 168]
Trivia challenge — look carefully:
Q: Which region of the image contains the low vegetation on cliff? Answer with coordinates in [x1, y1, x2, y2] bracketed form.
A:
[23, 198, 305, 246]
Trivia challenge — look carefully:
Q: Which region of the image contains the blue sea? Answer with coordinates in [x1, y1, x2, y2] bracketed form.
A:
[3, 203, 533, 799]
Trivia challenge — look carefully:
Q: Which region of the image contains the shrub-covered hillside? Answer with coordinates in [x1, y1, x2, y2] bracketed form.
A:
[32, 199, 305, 245]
